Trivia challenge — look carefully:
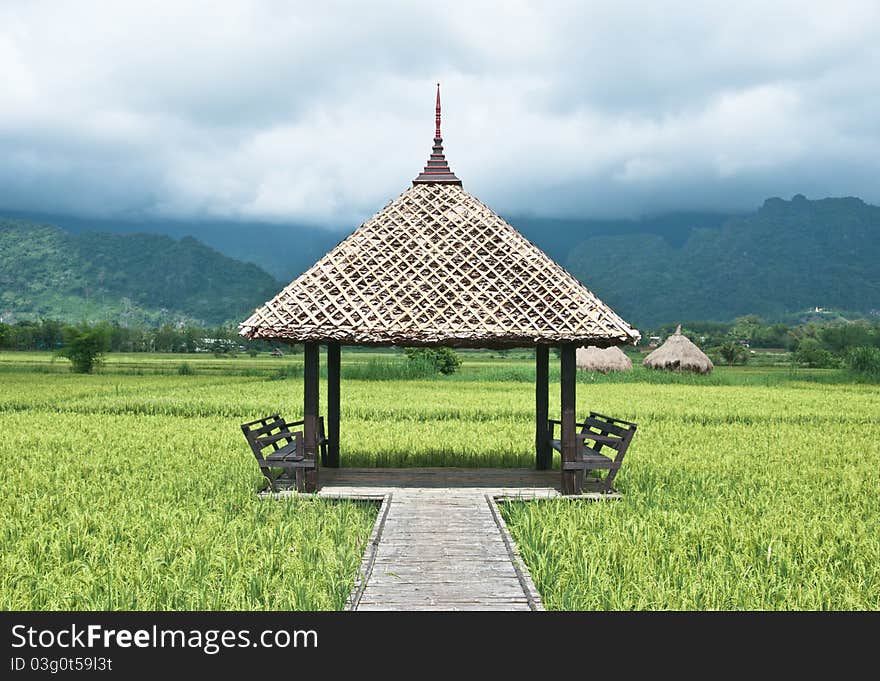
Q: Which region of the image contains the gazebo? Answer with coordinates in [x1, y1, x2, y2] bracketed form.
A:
[240, 85, 640, 494]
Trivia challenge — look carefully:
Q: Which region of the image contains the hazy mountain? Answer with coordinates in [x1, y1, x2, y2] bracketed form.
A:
[0, 208, 736, 283]
[564, 195, 880, 327]
[3, 195, 878, 328]
[509, 211, 734, 264]
[0, 218, 282, 325]
[0, 210, 343, 282]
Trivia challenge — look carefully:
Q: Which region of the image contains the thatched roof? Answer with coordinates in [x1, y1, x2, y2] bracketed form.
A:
[643, 325, 713, 373]
[576, 345, 632, 373]
[240, 87, 639, 349]
[240, 183, 639, 348]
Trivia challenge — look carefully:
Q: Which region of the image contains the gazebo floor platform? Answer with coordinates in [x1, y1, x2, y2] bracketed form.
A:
[315, 467, 618, 499]
[263, 468, 619, 611]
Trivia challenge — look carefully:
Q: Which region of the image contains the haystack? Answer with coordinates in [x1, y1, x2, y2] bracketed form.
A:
[576, 345, 632, 373]
[643, 325, 713, 374]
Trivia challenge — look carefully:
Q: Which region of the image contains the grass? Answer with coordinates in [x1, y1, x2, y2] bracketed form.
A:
[0, 410, 377, 610]
[1, 350, 878, 609]
[0, 379, 378, 610]
[499, 404, 880, 609]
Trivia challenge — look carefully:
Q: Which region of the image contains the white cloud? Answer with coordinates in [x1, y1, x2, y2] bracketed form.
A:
[0, 0, 879, 225]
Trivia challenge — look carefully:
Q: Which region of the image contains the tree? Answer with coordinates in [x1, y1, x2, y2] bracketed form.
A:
[793, 338, 836, 369]
[819, 322, 874, 355]
[154, 324, 182, 352]
[36, 319, 65, 349]
[58, 323, 111, 373]
[730, 315, 762, 343]
[11, 321, 38, 350]
[716, 341, 749, 366]
[753, 322, 790, 348]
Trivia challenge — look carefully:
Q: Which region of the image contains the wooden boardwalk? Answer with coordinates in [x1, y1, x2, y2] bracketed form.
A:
[287, 468, 616, 611]
[347, 489, 538, 610]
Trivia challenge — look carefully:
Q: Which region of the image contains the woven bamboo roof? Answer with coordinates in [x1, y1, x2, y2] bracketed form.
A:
[240, 87, 640, 349]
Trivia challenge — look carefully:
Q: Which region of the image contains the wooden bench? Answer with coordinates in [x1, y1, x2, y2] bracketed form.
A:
[548, 411, 637, 493]
[240, 414, 328, 492]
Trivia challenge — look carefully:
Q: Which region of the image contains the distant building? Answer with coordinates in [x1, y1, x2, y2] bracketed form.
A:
[196, 337, 237, 352]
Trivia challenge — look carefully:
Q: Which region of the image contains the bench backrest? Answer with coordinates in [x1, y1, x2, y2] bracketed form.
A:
[240, 414, 299, 465]
[581, 412, 637, 457]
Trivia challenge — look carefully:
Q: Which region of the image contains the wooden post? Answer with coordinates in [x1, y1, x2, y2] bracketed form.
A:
[560, 344, 581, 495]
[327, 343, 341, 468]
[302, 341, 320, 492]
[535, 345, 550, 470]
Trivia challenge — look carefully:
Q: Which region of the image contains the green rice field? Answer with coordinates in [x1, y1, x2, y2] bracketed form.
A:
[1, 350, 878, 610]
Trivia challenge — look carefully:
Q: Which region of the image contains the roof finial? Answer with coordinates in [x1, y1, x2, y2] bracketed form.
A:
[413, 81, 461, 186]
[435, 82, 442, 139]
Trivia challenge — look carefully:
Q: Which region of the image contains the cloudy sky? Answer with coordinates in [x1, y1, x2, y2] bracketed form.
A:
[1, 0, 879, 227]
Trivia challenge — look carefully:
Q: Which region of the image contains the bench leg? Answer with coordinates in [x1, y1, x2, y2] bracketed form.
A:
[262, 468, 278, 493]
[602, 465, 620, 493]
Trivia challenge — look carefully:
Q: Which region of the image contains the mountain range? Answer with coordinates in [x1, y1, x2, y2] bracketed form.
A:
[563, 195, 880, 326]
[1, 194, 878, 328]
[0, 218, 280, 326]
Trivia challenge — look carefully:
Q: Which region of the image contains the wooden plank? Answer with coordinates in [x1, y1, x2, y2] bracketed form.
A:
[245, 418, 285, 437]
[240, 413, 281, 429]
[581, 417, 630, 438]
[263, 458, 311, 468]
[318, 467, 562, 489]
[257, 430, 298, 446]
[345, 493, 391, 611]
[326, 342, 341, 468]
[535, 345, 550, 470]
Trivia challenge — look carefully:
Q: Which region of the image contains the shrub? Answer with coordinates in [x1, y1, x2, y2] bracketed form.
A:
[793, 338, 837, 369]
[847, 346, 880, 377]
[177, 362, 194, 376]
[403, 347, 463, 375]
[58, 323, 111, 373]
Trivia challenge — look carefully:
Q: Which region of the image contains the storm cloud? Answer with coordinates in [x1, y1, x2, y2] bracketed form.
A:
[1, 0, 879, 226]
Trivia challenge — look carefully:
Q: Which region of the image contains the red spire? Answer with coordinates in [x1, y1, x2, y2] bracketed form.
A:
[435, 82, 442, 138]
[413, 82, 461, 186]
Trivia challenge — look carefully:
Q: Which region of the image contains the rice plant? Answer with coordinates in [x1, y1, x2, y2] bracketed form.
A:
[1, 350, 878, 609]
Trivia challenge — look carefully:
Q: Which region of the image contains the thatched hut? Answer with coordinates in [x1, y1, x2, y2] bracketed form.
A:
[576, 345, 632, 373]
[643, 325, 713, 374]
